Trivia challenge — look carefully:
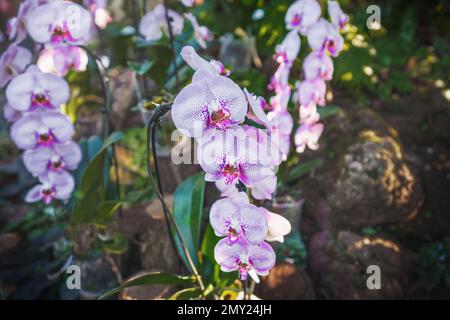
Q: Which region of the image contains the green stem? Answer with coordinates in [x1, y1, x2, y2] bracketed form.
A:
[146, 103, 206, 295]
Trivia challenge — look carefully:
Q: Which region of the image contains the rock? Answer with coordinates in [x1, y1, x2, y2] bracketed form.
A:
[327, 128, 423, 230]
[256, 262, 316, 300]
[297, 108, 424, 232]
[74, 255, 119, 299]
[309, 230, 413, 299]
[117, 197, 181, 274]
[0, 233, 22, 255]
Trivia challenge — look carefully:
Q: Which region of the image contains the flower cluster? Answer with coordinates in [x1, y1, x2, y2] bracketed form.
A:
[1, 0, 95, 204]
[171, 46, 291, 282]
[139, 3, 212, 49]
[268, 0, 348, 156]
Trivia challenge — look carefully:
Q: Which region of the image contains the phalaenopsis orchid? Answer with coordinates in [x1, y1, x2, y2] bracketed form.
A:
[170, 46, 292, 283]
[269, 0, 347, 156]
[2, 0, 93, 204]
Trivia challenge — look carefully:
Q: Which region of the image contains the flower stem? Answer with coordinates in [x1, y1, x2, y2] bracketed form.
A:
[146, 103, 206, 294]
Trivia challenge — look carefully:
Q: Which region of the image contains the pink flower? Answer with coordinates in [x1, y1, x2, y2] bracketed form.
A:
[297, 78, 326, 108]
[250, 174, 278, 200]
[285, 0, 321, 35]
[268, 62, 291, 92]
[0, 44, 32, 88]
[267, 110, 294, 160]
[295, 121, 324, 153]
[37, 45, 88, 76]
[303, 51, 334, 81]
[328, 0, 349, 30]
[269, 86, 291, 111]
[26, 1, 92, 45]
[243, 88, 270, 128]
[214, 238, 276, 282]
[25, 170, 75, 204]
[171, 72, 247, 138]
[3, 103, 22, 123]
[197, 126, 276, 188]
[275, 30, 301, 64]
[23, 141, 82, 176]
[139, 4, 183, 41]
[210, 194, 268, 244]
[6, 65, 70, 112]
[180, 0, 195, 7]
[181, 46, 230, 77]
[184, 13, 213, 49]
[84, 0, 112, 29]
[307, 18, 343, 57]
[10, 111, 74, 150]
[263, 209, 291, 243]
[7, 0, 41, 44]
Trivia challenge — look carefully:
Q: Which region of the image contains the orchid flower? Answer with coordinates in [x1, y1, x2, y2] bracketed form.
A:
[285, 0, 321, 35]
[243, 88, 270, 128]
[250, 174, 278, 200]
[263, 209, 292, 243]
[328, 0, 349, 30]
[10, 111, 74, 150]
[303, 51, 334, 81]
[180, 0, 195, 7]
[6, 0, 41, 44]
[307, 18, 343, 57]
[275, 30, 301, 64]
[268, 62, 291, 92]
[184, 13, 213, 49]
[37, 45, 88, 76]
[0, 45, 32, 88]
[297, 78, 327, 108]
[181, 46, 230, 77]
[269, 86, 291, 111]
[83, 0, 112, 29]
[6, 65, 70, 112]
[139, 4, 183, 42]
[210, 194, 268, 244]
[23, 141, 82, 176]
[214, 238, 276, 282]
[197, 126, 277, 188]
[26, 1, 92, 45]
[171, 70, 247, 138]
[267, 110, 294, 160]
[295, 121, 324, 153]
[25, 170, 75, 204]
[3, 104, 22, 123]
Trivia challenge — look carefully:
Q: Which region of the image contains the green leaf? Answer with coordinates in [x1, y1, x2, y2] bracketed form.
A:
[98, 272, 197, 300]
[168, 287, 203, 300]
[71, 132, 124, 224]
[172, 172, 205, 271]
[318, 104, 342, 120]
[287, 159, 323, 184]
[93, 201, 122, 227]
[127, 60, 154, 76]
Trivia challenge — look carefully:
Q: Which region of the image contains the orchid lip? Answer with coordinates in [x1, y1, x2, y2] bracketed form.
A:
[31, 93, 51, 109]
[41, 187, 56, 204]
[51, 22, 76, 44]
[291, 13, 302, 27]
[36, 130, 56, 146]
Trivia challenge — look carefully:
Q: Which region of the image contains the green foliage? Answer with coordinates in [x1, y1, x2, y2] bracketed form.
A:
[416, 239, 450, 289]
[99, 272, 197, 300]
[172, 172, 206, 271]
[71, 132, 124, 225]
